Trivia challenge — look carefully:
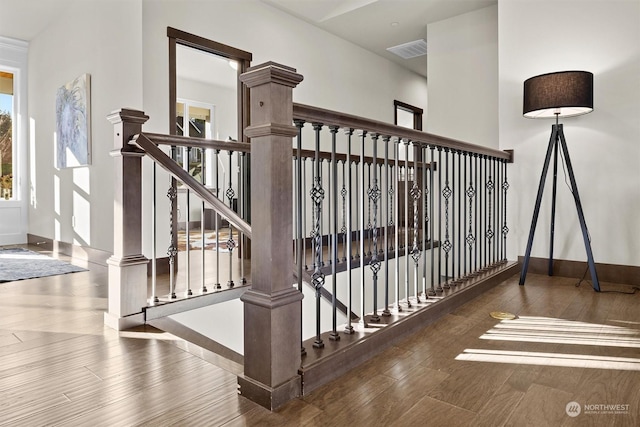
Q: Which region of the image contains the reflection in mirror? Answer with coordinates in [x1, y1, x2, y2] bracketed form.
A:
[176, 45, 238, 187]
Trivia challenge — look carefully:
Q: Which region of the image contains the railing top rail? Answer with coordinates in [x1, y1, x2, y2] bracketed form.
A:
[145, 132, 251, 154]
[131, 133, 252, 238]
[293, 103, 512, 161]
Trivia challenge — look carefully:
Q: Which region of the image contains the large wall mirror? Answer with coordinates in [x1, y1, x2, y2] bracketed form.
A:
[168, 27, 253, 244]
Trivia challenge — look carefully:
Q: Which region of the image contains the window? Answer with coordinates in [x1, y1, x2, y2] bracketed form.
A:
[0, 70, 13, 200]
[394, 100, 423, 131]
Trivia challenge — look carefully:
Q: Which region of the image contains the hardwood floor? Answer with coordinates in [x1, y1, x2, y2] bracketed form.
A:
[1, 246, 639, 426]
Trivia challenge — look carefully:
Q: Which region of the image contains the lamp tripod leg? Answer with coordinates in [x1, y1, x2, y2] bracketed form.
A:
[549, 136, 559, 276]
[519, 125, 559, 285]
[557, 125, 600, 292]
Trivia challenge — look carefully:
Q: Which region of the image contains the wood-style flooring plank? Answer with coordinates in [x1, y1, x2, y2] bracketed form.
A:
[504, 383, 574, 427]
[2, 245, 639, 426]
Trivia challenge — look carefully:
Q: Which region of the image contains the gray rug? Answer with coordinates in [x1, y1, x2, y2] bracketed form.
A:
[0, 247, 88, 282]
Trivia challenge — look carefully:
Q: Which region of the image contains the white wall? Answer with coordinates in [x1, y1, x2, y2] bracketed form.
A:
[141, 0, 428, 136]
[427, 5, 498, 148]
[499, 0, 640, 266]
[27, 0, 143, 252]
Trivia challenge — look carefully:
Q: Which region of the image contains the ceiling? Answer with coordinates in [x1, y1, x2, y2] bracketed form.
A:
[262, 0, 497, 77]
[0, 0, 77, 41]
[0, 0, 496, 78]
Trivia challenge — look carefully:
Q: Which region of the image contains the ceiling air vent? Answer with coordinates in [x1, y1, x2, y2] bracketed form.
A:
[386, 39, 427, 59]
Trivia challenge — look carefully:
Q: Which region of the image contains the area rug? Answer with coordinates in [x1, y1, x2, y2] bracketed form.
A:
[0, 247, 88, 282]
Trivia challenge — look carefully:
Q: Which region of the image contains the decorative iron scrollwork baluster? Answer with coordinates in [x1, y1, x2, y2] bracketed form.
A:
[466, 155, 476, 274]
[442, 148, 452, 289]
[411, 142, 422, 303]
[502, 159, 509, 261]
[403, 139, 412, 306]
[369, 133, 381, 322]
[167, 185, 178, 299]
[340, 160, 347, 262]
[311, 122, 325, 348]
[226, 150, 236, 288]
[486, 158, 495, 267]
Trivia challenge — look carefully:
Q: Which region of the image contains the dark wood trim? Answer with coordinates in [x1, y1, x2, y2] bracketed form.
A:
[293, 103, 512, 162]
[394, 99, 423, 131]
[518, 256, 640, 287]
[167, 27, 252, 61]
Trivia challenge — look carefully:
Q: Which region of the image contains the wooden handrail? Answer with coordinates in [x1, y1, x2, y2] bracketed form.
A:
[293, 103, 513, 162]
[146, 132, 435, 169]
[144, 132, 251, 154]
[130, 133, 252, 238]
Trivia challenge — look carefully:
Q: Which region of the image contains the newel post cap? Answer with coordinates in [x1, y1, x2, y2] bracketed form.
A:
[239, 61, 303, 88]
[107, 108, 149, 125]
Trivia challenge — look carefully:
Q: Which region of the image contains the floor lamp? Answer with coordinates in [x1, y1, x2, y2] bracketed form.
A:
[519, 70, 600, 292]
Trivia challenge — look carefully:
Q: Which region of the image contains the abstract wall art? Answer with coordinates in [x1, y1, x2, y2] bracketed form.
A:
[55, 73, 91, 168]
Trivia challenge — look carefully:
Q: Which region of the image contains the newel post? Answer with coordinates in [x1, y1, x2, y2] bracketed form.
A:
[104, 108, 149, 331]
[238, 63, 304, 410]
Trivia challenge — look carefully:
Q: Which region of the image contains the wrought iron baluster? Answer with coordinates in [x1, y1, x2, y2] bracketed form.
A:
[200, 148, 207, 294]
[303, 156, 308, 270]
[410, 142, 422, 303]
[422, 145, 429, 298]
[294, 119, 306, 357]
[403, 139, 412, 306]
[359, 130, 368, 326]
[295, 119, 305, 292]
[428, 145, 436, 296]
[436, 146, 443, 293]
[340, 160, 347, 263]
[214, 149, 221, 289]
[167, 183, 178, 299]
[185, 148, 192, 296]
[366, 162, 372, 257]
[369, 133, 381, 322]
[442, 148, 452, 289]
[486, 156, 495, 268]
[226, 149, 236, 288]
[473, 154, 480, 273]
[482, 155, 488, 269]
[463, 152, 468, 277]
[345, 128, 354, 334]
[495, 158, 500, 264]
[311, 122, 325, 348]
[354, 156, 360, 262]
[457, 151, 463, 281]
[466, 154, 476, 274]
[382, 135, 392, 316]
[150, 162, 158, 304]
[329, 125, 341, 340]
[451, 149, 457, 285]
[502, 159, 509, 261]
[393, 138, 401, 310]
[239, 151, 247, 285]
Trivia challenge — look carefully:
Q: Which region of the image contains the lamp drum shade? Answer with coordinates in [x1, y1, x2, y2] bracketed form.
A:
[523, 71, 593, 118]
